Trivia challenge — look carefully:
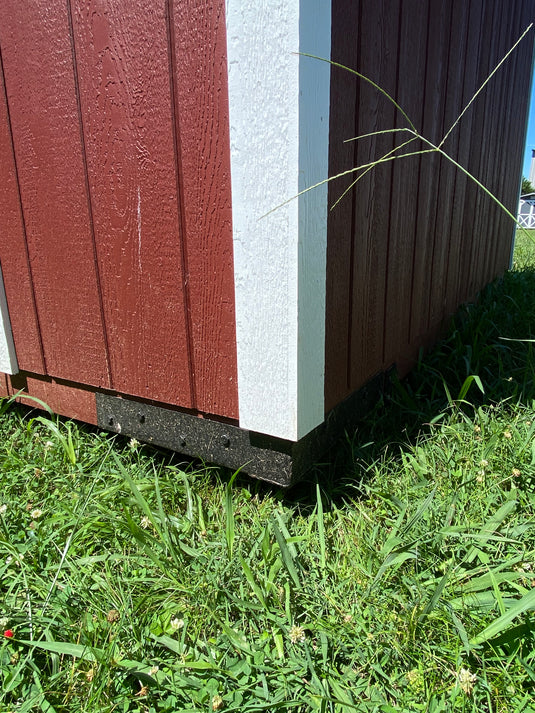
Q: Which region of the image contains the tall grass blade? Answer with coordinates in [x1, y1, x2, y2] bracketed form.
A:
[450, 610, 471, 656]
[225, 469, 240, 560]
[240, 555, 268, 609]
[401, 488, 436, 536]
[420, 560, 455, 620]
[316, 484, 326, 570]
[112, 451, 164, 539]
[470, 589, 535, 647]
[270, 517, 300, 588]
[439, 23, 533, 148]
[300, 52, 417, 131]
[457, 374, 485, 402]
[465, 499, 517, 564]
[35, 416, 76, 465]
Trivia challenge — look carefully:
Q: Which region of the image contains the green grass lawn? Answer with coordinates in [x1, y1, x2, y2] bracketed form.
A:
[1, 237, 535, 712]
[512, 229, 535, 268]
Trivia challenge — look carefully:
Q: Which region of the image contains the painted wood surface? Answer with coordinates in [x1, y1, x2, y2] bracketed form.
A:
[324, 0, 360, 411]
[0, 269, 17, 375]
[0, 0, 238, 419]
[0, 60, 43, 374]
[226, 0, 331, 440]
[0, 0, 111, 387]
[0, 372, 98, 424]
[383, 0, 429, 370]
[0, 0, 533, 443]
[324, 0, 535, 410]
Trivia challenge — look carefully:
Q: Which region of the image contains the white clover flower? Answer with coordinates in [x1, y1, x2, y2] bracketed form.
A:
[149, 665, 159, 675]
[0, 504, 7, 515]
[0, 616, 8, 628]
[128, 438, 140, 450]
[457, 667, 477, 695]
[140, 516, 151, 529]
[288, 624, 305, 644]
[212, 694, 224, 711]
[30, 509, 43, 519]
[170, 617, 184, 631]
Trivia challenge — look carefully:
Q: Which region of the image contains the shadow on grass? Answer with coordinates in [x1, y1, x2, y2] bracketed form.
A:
[287, 266, 535, 503]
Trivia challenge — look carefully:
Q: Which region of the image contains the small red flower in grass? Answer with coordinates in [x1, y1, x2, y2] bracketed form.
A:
[4, 630, 14, 638]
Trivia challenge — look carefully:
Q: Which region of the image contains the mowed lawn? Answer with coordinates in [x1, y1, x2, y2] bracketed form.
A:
[1, 229, 535, 712]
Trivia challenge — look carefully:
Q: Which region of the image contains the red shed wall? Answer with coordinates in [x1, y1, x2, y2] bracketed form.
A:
[0, 0, 238, 419]
[325, 0, 535, 412]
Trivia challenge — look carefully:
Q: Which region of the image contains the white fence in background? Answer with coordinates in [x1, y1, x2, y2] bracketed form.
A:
[518, 195, 535, 228]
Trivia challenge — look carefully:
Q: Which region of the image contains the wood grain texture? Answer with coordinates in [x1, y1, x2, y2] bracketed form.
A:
[348, 0, 400, 388]
[0, 58, 44, 373]
[324, 0, 360, 412]
[0, 0, 111, 387]
[71, 0, 237, 417]
[426, 0, 469, 332]
[0, 373, 9, 398]
[460, 1, 499, 304]
[383, 0, 428, 369]
[488, 0, 526, 277]
[325, 0, 535, 410]
[71, 0, 193, 408]
[1, 372, 98, 424]
[443, 0, 484, 318]
[169, 0, 238, 418]
[472, 1, 508, 294]
[226, 0, 330, 439]
[408, 0, 451, 347]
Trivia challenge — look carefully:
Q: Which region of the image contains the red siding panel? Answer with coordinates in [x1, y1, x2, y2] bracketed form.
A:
[0, 1, 111, 387]
[170, 0, 238, 418]
[71, 0, 194, 407]
[22, 376, 98, 425]
[71, 0, 237, 416]
[443, 0, 484, 319]
[0, 0, 238, 420]
[0, 59, 44, 373]
[408, 0, 451, 349]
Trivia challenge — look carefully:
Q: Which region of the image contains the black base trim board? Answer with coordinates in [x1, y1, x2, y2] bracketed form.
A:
[96, 371, 390, 487]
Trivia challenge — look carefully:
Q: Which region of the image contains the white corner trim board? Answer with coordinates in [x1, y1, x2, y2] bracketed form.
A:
[226, 0, 331, 441]
[0, 265, 18, 375]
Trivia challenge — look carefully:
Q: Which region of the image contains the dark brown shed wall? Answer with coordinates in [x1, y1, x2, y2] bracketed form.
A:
[325, 0, 535, 412]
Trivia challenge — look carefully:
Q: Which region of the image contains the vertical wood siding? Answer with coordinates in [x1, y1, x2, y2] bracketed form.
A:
[0, 0, 238, 418]
[325, 0, 535, 412]
[0, 60, 44, 374]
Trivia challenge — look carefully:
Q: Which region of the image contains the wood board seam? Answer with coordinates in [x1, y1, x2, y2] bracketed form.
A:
[66, 0, 113, 388]
[0, 45, 46, 374]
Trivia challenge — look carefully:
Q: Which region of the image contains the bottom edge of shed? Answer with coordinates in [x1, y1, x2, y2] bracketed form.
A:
[0, 369, 392, 487]
[97, 369, 391, 487]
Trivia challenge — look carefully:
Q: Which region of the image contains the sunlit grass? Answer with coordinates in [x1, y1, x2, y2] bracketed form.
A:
[513, 228, 535, 268]
[1, 241, 535, 711]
